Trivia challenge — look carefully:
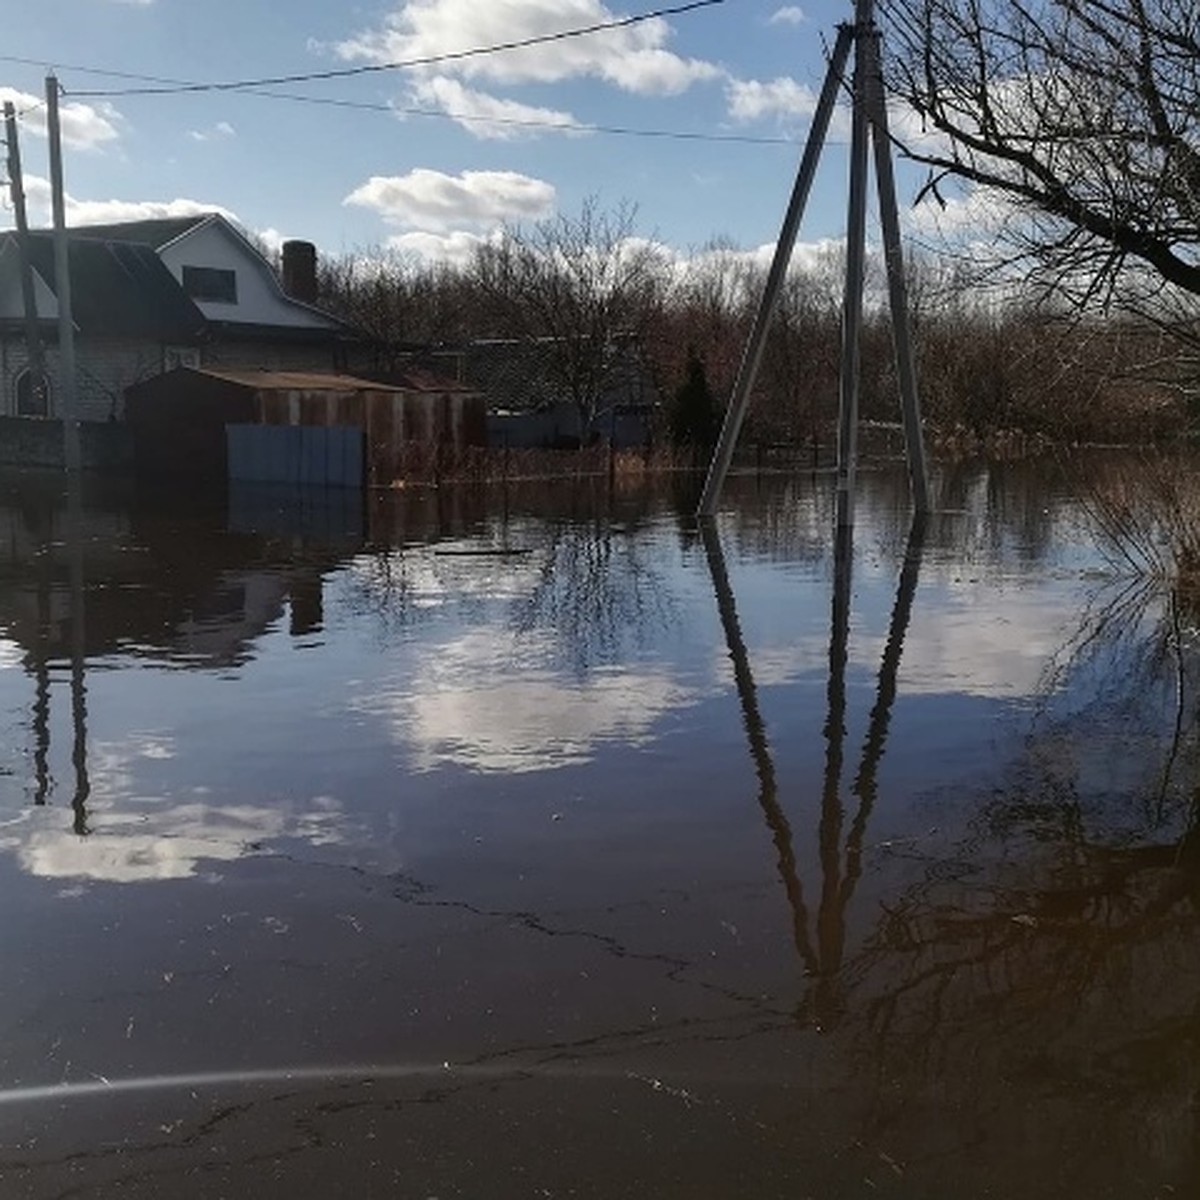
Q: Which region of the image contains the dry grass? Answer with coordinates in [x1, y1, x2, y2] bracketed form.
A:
[1075, 449, 1200, 586]
[931, 424, 1056, 461]
[381, 442, 701, 486]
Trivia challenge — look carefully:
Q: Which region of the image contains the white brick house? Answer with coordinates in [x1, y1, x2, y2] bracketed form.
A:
[0, 214, 352, 422]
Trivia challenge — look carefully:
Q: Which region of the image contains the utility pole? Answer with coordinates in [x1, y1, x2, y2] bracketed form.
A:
[4, 101, 48, 415]
[45, 74, 81, 473]
[697, 0, 931, 524]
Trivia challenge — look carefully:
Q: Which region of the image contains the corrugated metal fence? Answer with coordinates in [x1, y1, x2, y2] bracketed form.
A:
[226, 424, 364, 488]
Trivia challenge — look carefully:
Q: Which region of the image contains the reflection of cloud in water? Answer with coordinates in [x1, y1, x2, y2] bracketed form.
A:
[0, 637, 22, 670]
[718, 580, 1083, 701]
[889, 583, 1079, 698]
[1, 798, 344, 884]
[349, 547, 546, 609]
[373, 630, 697, 773]
[0, 733, 345, 883]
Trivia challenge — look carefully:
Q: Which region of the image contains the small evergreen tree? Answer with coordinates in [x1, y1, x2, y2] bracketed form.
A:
[669, 349, 721, 450]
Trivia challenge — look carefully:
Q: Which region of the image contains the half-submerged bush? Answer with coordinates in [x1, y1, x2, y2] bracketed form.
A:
[1077, 451, 1200, 586]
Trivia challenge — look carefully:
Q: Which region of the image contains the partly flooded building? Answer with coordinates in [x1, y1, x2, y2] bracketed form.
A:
[125, 366, 486, 487]
[0, 214, 354, 428]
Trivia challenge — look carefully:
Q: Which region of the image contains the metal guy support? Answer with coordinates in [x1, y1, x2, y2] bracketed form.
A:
[697, 0, 931, 523]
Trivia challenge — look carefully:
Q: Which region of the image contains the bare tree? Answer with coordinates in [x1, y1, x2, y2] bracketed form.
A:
[319, 250, 482, 375]
[472, 197, 668, 442]
[881, 0, 1200, 309]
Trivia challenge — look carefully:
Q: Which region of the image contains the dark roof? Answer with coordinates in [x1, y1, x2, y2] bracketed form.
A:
[65, 215, 211, 250]
[18, 232, 207, 341]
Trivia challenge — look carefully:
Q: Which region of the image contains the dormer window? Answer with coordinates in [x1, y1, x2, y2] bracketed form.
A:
[182, 265, 237, 304]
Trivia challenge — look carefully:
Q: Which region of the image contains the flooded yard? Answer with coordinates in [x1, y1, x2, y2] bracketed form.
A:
[0, 460, 1195, 1197]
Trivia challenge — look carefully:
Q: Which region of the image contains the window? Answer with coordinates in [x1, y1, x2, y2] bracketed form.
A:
[164, 346, 202, 371]
[182, 265, 237, 304]
[15, 369, 50, 418]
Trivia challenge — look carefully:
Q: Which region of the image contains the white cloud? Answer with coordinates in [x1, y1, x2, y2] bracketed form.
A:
[0, 87, 120, 150]
[255, 227, 288, 256]
[188, 120, 236, 143]
[410, 76, 582, 139]
[768, 6, 806, 24]
[726, 76, 819, 123]
[667, 235, 844, 288]
[904, 183, 1016, 241]
[344, 168, 555, 231]
[386, 229, 492, 265]
[1, 175, 238, 231]
[336, 0, 719, 96]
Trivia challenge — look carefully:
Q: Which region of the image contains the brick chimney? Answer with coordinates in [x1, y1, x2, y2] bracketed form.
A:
[281, 239, 318, 304]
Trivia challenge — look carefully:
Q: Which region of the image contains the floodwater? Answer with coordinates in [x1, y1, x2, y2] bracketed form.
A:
[0, 460, 1195, 1198]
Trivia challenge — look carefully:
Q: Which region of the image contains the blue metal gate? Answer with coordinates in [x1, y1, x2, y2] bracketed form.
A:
[226, 424, 364, 488]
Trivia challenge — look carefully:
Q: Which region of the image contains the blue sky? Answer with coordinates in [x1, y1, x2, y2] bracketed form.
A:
[0, 1, 951, 263]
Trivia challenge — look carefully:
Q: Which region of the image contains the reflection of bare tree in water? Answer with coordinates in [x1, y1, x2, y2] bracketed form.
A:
[701, 510, 1200, 1190]
[692, 514, 1200, 1190]
[344, 506, 675, 672]
[515, 516, 675, 675]
[825, 575, 1200, 1193]
[702, 515, 926, 1026]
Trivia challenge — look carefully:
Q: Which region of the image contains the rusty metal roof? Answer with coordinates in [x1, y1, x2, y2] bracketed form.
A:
[187, 368, 407, 392]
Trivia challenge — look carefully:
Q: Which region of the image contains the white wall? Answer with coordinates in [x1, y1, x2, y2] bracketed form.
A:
[158, 222, 338, 331]
[0, 242, 58, 321]
[1, 336, 170, 421]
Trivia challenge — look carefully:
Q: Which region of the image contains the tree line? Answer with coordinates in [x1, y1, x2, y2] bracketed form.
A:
[314, 201, 1184, 453]
[311, 1, 1200, 453]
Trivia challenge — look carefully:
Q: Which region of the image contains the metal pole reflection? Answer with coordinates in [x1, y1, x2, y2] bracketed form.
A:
[700, 519, 817, 976]
[66, 473, 89, 835]
[816, 524, 854, 1007]
[32, 582, 51, 805]
[842, 515, 926, 908]
[702, 513, 927, 1022]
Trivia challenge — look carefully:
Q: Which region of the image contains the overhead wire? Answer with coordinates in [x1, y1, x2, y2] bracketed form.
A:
[64, 0, 726, 98]
[0, 0, 859, 150]
[183, 88, 809, 144]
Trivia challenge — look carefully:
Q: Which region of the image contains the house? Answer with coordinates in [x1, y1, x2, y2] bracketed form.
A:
[0, 213, 354, 424]
[421, 336, 660, 449]
[125, 366, 487, 487]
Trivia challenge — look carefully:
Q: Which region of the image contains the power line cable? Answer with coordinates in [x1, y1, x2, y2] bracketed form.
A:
[65, 0, 725, 98]
[0, 54, 185, 85]
[201, 87, 811, 144]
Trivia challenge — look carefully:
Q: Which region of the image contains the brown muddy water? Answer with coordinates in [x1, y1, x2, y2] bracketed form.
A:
[0, 460, 1195, 1198]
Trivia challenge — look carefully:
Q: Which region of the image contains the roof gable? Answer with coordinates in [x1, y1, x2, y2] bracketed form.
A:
[68, 215, 212, 250]
[16, 232, 207, 340]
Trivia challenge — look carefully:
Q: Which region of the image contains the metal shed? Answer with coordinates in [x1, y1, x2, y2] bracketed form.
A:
[125, 366, 487, 486]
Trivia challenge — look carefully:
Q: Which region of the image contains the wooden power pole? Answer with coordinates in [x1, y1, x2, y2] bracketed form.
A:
[45, 74, 82, 474]
[4, 101, 49, 415]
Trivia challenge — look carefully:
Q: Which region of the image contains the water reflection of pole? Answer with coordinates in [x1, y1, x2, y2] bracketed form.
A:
[844, 516, 927, 891]
[703, 513, 927, 1024]
[817, 524, 854, 1005]
[66, 474, 89, 835]
[33, 569, 51, 805]
[700, 520, 818, 976]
